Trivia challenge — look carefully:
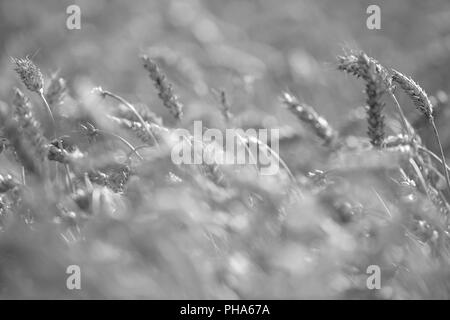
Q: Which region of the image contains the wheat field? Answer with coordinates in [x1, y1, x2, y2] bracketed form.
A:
[1, 0, 450, 299]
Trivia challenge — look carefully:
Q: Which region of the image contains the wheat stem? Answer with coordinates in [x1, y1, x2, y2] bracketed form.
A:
[431, 119, 450, 194]
[39, 90, 56, 137]
[21, 166, 26, 186]
[63, 163, 75, 194]
[98, 130, 144, 160]
[389, 91, 414, 136]
[409, 158, 429, 196]
[42, 91, 58, 182]
[101, 90, 159, 147]
[55, 140, 74, 193]
[418, 145, 450, 173]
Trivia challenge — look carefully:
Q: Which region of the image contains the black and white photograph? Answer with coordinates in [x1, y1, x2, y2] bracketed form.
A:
[0, 0, 450, 304]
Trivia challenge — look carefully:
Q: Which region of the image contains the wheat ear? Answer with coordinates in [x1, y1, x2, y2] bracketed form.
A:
[141, 55, 184, 120]
[338, 51, 391, 147]
[392, 69, 450, 194]
[11, 57, 56, 137]
[282, 92, 338, 147]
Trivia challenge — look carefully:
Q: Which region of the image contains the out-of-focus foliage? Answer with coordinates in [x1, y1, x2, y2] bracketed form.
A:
[1, 0, 450, 299]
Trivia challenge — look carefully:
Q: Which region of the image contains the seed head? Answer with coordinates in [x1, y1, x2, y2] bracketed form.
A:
[282, 92, 338, 146]
[338, 51, 391, 147]
[392, 69, 433, 120]
[338, 51, 392, 89]
[12, 57, 44, 94]
[12, 88, 49, 161]
[141, 55, 183, 120]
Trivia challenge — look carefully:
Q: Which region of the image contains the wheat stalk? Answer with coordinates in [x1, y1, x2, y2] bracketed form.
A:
[392, 69, 450, 195]
[338, 51, 392, 147]
[79, 122, 144, 160]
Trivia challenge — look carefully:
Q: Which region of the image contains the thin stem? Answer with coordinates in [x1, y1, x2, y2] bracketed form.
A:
[64, 163, 75, 194]
[234, 133, 259, 173]
[389, 91, 414, 136]
[236, 132, 297, 183]
[253, 137, 297, 183]
[56, 140, 74, 193]
[430, 118, 450, 194]
[101, 90, 159, 148]
[418, 145, 450, 173]
[425, 162, 447, 185]
[372, 188, 392, 218]
[126, 144, 152, 160]
[409, 158, 429, 196]
[39, 90, 56, 138]
[98, 130, 144, 160]
[21, 166, 26, 186]
[40, 90, 59, 183]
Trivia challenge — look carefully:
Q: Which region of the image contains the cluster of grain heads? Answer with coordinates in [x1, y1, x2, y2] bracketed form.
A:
[11, 88, 77, 191]
[141, 55, 184, 120]
[334, 51, 450, 216]
[392, 69, 450, 195]
[0, 103, 42, 178]
[338, 51, 392, 147]
[11, 57, 55, 135]
[282, 92, 338, 147]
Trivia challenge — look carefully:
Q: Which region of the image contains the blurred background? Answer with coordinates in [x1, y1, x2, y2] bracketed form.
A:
[2, 0, 450, 129]
[2, 0, 450, 299]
